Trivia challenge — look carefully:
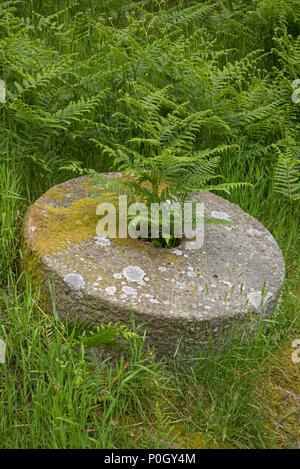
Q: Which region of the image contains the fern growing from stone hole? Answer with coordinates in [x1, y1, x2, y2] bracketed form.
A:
[89, 85, 245, 246]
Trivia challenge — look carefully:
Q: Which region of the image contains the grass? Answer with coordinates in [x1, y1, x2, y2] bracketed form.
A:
[0, 0, 299, 449]
[0, 274, 298, 448]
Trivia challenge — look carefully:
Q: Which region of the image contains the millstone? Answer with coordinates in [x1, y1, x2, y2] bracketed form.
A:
[22, 174, 285, 359]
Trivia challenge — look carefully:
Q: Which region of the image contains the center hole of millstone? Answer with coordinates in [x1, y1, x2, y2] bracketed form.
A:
[137, 212, 183, 249]
[90, 174, 186, 249]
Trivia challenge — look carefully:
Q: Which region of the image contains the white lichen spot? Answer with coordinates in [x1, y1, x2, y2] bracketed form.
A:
[123, 266, 145, 283]
[248, 228, 263, 236]
[247, 291, 272, 310]
[0, 79, 6, 104]
[211, 210, 231, 221]
[95, 236, 111, 246]
[0, 339, 6, 363]
[170, 248, 182, 256]
[149, 298, 160, 304]
[187, 270, 196, 278]
[64, 273, 85, 291]
[113, 273, 122, 279]
[218, 279, 232, 287]
[268, 234, 278, 245]
[105, 286, 116, 295]
[122, 286, 137, 296]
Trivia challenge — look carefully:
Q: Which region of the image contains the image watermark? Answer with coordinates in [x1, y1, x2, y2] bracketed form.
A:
[291, 79, 300, 104]
[291, 339, 300, 364]
[0, 339, 6, 364]
[96, 196, 205, 250]
[0, 79, 6, 104]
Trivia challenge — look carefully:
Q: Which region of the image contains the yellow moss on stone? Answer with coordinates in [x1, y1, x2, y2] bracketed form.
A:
[25, 186, 184, 264]
[29, 198, 99, 256]
[45, 185, 70, 200]
[21, 195, 100, 311]
[82, 177, 93, 191]
[19, 243, 49, 311]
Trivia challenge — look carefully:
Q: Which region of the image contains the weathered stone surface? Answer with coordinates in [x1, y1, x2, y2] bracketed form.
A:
[22, 175, 285, 359]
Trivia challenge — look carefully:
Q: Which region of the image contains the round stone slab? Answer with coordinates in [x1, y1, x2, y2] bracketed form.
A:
[22, 175, 285, 359]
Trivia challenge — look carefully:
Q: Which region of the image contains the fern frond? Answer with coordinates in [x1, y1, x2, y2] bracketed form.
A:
[273, 148, 300, 202]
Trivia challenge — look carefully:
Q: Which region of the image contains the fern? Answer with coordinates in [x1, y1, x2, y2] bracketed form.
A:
[273, 146, 300, 202]
[83, 321, 140, 349]
[0, 0, 298, 238]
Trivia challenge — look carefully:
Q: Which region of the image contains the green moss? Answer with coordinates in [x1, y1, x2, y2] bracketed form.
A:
[19, 243, 49, 312]
[177, 432, 236, 449]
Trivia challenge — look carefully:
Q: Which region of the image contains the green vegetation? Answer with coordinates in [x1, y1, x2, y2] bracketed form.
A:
[0, 0, 299, 449]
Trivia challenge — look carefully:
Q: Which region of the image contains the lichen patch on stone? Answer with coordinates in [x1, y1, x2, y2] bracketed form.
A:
[248, 228, 263, 236]
[95, 236, 111, 246]
[122, 286, 137, 296]
[170, 248, 182, 256]
[211, 210, 231, 221]
[113, 273, 122, 279]
[64, 273, 85, 291]
[105, 286, 116, 295]
[247, 291, 273, 311]
[123, 266, 146, 283]
[149, 298, 160, 304]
